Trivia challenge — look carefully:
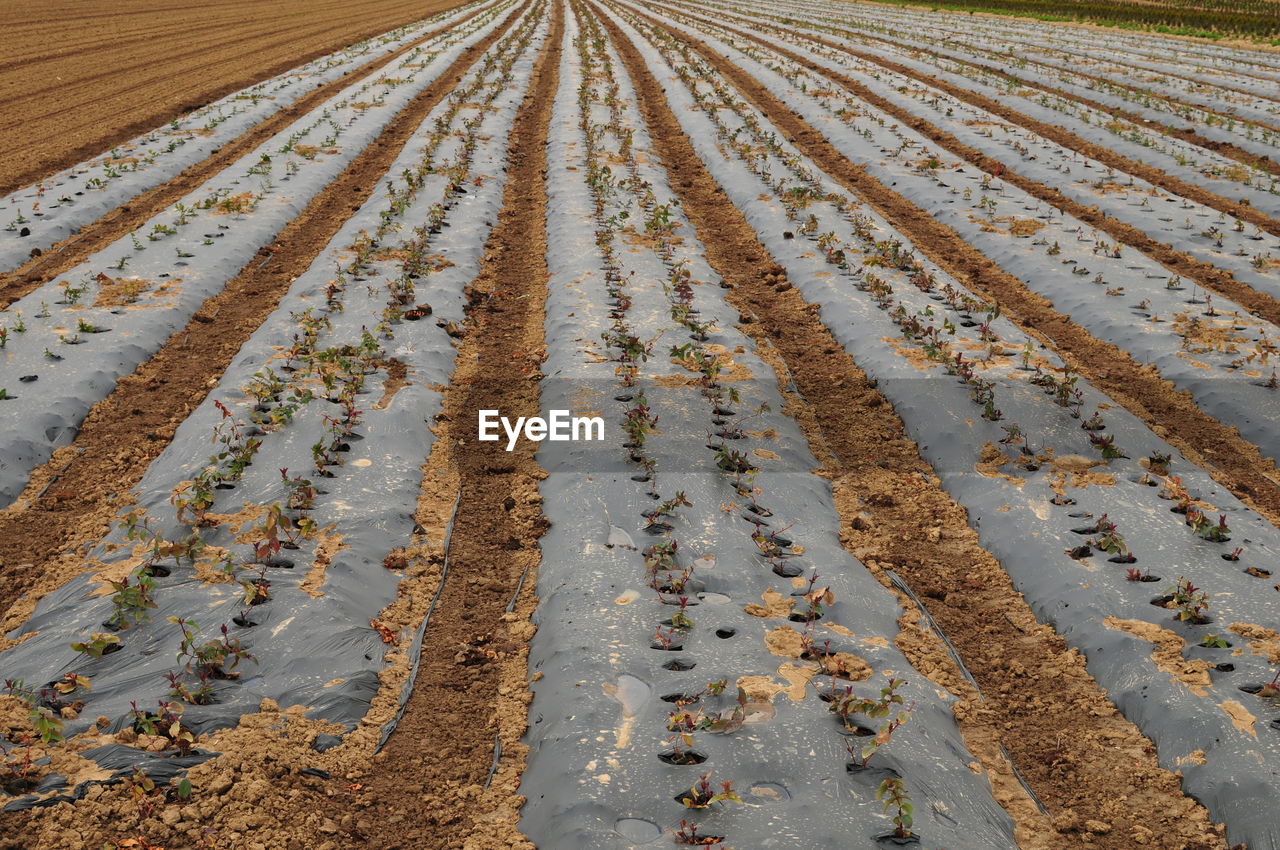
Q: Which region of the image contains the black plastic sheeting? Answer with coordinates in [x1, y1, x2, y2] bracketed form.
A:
[517, 13, 1018, 847]
[0, 0, 510, 508]
[625, 7, 1280, 845]
[0, 1, 495, 276]
[0, 1, 544, 810]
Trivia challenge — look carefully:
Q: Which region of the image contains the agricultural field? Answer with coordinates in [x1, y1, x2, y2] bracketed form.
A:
[1, 1, 1280, 848]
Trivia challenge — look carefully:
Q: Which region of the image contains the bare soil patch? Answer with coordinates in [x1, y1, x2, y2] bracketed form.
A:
[0, 0, 466, 194]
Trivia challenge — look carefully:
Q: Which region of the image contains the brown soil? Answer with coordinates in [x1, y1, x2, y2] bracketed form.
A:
[335, 1, 559, 844]
[0, 0, 492, 308]
[600, 3, 1228, 847]
[0, 3, 554, 847]
[0, 0, 471, 195]
[0, 6, 530, 637]
[698, 5, 1280, 236]
[643, 11, 1280, 535]
[0, 2, 1272, 848]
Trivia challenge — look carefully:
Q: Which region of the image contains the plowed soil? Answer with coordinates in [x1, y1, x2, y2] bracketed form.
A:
[2, 0, 1279, 847]
[0, 0, 464, 194]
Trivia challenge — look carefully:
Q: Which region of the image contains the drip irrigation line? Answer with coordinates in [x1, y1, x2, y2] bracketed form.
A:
[34, 446, 86, 500]
[374, 489, 463, 753]
[488, 503, 538, 782]
[483, 734, 504, 789]
[884, 567, 981, 694]
[506, 552, 535, 613]
[1001, 743, 1050, 817]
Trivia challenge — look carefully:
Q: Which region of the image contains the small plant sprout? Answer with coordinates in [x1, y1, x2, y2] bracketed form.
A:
[876, 777, 915, 840]
[1147, 452, 1172, 476]
[53, 673, 91, 697]
[1185, 508, 1231, 542]
[1164, 577, 1210, 623]
[831, 678, 915, 767]
[70, 632, 121, 658]
[170, 617, 256, 681]
[652, 624, 677, 651]
[669, 596, 694, 630]
[677, 772, 742, 809]
[673, 820, 724, 846]
[1088, 431, 1126, 460]
[644, 491, 692, 531]
[106, 570, 158, 629]
[1199, 634, 1230, 649]
[998, 423, 1024, 447]
[1085, 514, 1133, 562]
[796, 571, 834, 627]
[124, 768, 164, 821]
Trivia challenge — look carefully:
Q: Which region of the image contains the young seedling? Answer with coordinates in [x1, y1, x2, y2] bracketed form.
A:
[652, 624, 679, 651]
[1147, 452, 1172, 476]
[124, 768, 165, 821]
[105, 570, 158, 629]
[668, 596, 695, 630]
[832, 678, 915, 768]
[673, 820, 724, 847]
[793, 571, 833, 627]
[1088, 432, 1126, 460]
[1185, 508, 1231, 542]
[644, 491, 692, 532]
[170, 617, 256, 680]
[676, 772, 742, 809]
[1084, 514, 1134, 563]
[876, 777, 915, 840]
[70, 633, 122, 659]
[1163, 577, 1210, 623]
[52, 673, 91, 699]
[280, 468, 318, 512]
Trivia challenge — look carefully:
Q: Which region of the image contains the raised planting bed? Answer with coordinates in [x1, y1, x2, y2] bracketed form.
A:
[0, 2, 550, 809]
[518, 7, 1017, 846]
[609, 6, 1280, 843]
[0, 0, 500, 277]
[625, 1, 1280, 484]
[0, 0, 523, 508]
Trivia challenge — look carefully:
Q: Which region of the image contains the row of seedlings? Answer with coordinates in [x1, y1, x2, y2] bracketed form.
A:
[784, 0, 1280, 128]
[0, 0, 525, 506]
[519, 4, 1019, 847]
[696, 0, 1280, 211]
[671, 0, 1280, 274]
[619, 0, 1280, 471]
[686, 0, 1280, 213]
[0, 2, 550, 808]
[0, 0, 502, 274]
[720, 0, 1280, 165]
[608, 5, 1280, 845]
